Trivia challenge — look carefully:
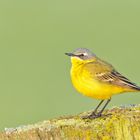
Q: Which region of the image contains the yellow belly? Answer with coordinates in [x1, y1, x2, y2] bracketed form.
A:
[71, 66, 128, 100]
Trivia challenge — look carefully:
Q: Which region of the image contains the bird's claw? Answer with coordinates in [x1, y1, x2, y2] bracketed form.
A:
[82, 113, 111, 119]
[82, 113, 102, 119]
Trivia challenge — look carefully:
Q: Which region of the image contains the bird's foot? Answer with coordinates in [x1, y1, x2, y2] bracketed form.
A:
[82, 113, 111, 119]
[82, 112, 101, 119]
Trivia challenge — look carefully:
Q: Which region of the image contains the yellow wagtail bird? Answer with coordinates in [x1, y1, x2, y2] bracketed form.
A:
[65, 48, 140, 119]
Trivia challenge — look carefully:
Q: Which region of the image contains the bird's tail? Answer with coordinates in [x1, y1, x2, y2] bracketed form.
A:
[133, 85, 140, 91]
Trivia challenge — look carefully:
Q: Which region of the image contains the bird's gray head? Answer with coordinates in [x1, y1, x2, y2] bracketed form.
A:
[65, 48, 96, 60]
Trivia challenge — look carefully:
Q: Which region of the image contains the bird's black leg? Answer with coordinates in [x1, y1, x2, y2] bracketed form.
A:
[82, 100, 104, 119]
[91, 100, 104, 116]
[96, 99, 111, 118]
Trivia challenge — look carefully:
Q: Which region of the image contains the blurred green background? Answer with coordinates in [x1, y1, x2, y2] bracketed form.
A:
[0, 0, 140, 130]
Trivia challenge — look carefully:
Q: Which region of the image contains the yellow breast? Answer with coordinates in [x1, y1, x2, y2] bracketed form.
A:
[70, 57, 128, 100]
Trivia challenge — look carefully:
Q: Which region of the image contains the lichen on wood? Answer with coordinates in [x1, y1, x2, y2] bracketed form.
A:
[1, 105, 140, 140]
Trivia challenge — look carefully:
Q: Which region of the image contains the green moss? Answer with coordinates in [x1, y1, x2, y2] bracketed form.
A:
[1, 105, 140, 139]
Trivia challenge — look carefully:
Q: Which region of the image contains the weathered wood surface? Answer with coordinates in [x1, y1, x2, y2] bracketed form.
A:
[1, 105, 140, 140]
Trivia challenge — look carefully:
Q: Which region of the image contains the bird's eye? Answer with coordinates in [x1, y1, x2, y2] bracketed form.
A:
[79, 53, 85, 57]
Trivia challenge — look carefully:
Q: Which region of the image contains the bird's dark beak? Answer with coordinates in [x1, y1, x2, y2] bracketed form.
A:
[65, 53, 76, 57]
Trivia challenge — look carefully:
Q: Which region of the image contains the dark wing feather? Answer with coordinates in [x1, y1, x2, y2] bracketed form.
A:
[95, 70, 140, 90]
[84, 58, 140, 91]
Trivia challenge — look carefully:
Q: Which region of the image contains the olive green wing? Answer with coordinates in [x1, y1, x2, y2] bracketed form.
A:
[84, 59, 140, 91]
[96, 70, 140, 90]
